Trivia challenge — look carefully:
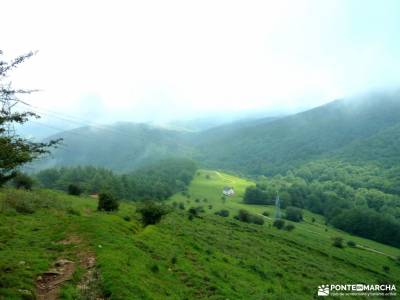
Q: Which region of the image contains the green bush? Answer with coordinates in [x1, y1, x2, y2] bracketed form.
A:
[347, 240, 356, 247]
[284, 224, 295, 231]
[188, 206, 204, 220]
[67, 184, 82, 196]
[67, 207, 81, 216]
[285, 206, 303, 222]
[332, 237, 344, 248]
[235, 209, 264, 225]
[97, 192, 119, 212]
[215, 209, 230, 217]
[12, 173, 34, 190]
[273, 219, 285, 229]
[383, 266, 390, 273]
[262, 211, 270, 217]
[137, 201, 169, 225]
[251, 215, 265, 225]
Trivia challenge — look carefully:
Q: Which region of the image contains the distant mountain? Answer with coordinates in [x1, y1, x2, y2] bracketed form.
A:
[194, 92, 400, 175]
[32, 122, 194, 173]
[32, 92, 400, 176]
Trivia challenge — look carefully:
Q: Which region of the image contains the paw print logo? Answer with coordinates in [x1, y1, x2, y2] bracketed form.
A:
[318, 285, 330, 296]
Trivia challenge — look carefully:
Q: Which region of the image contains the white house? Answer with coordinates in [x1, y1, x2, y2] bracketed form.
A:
[222, 186, 235, 197]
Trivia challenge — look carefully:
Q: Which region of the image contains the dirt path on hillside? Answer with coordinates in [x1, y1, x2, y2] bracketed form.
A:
[35, 235, 104, 300]
[36, 259, 76, 300]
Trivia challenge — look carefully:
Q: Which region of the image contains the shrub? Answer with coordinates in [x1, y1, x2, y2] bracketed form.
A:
[251, 215, 265, 225]
[97, 192, 119, 212]
[382, 266, 390, 273]
[273, 219, 285, 229]
[235, 209, 264, 225]
[347, 240, 356, 247]
[215, 209, 230, 217]
[243, 186, 270, 205]
[178, 203, 185, 210]
[67, 207, 81, 216]
[137, 201, 169, 225]
[285, 206, 303, 222]
[332, 237, 344, 248]
[171, 256, 177, 264]
[67, 184, 82, 196]
[311, 217, 316, 223]
[262, 211, 270, 217]
[205, 174, 210, 179]
[208, 205, 213, 210]
[150, 264, 159, 273]
[123, 215, 131, 221]
[284, 224, 295, 231]
[12, 173, 34, 190]
[188, 206, 204, 220]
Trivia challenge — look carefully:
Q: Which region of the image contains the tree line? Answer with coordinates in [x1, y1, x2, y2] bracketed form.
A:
[243, 160, 400, 247]
[35, 158, 197, 201]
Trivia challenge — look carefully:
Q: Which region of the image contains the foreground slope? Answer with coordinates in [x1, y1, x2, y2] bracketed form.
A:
[1, 172, 400, 299]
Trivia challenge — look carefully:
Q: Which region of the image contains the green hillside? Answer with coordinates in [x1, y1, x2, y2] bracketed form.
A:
[194, 95, 400, 175]
[33, 123, 194, 173]
[2, 171, 399, 299]
[31, 94, 400, 180]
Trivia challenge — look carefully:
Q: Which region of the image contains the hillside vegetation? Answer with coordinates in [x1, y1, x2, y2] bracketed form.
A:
[35, 158, 197, 201]
[1, 171, 400, 299]
[32, 94, 400, 186]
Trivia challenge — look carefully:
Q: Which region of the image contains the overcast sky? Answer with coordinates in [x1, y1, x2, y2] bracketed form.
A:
[2, 0, 400, 125]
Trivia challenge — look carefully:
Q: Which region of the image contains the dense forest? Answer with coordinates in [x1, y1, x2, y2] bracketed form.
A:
[35, 158, 197, 201]
[243, 159, 400, 247]
[195, 95, 400, 175]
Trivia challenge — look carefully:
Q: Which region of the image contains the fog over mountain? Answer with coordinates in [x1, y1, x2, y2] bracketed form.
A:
[3, 0, 400, 129]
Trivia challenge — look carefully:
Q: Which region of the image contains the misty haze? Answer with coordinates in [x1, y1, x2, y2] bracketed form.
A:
[1, 1, 400, 299]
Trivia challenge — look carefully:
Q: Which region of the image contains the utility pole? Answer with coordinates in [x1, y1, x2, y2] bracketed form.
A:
[274, 192, 281, 220]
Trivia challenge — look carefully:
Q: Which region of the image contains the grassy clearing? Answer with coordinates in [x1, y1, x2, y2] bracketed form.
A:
[1, 172, 400, 299]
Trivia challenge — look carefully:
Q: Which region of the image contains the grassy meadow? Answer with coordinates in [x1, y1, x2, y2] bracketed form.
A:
[0, 170, 399, 299]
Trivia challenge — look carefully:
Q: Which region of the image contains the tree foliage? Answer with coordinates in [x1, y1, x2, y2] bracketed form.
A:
[97, 192, 119, 212]
[36, 158, 197, 201]
[0, 50, 60, 186]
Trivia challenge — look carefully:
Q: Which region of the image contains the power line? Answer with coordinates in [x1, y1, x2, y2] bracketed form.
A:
[18, 101, 140, 139]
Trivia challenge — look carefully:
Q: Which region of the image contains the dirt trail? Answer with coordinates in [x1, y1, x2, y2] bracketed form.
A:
[36, 259, 76, 300]
[35, 235, 104, 300]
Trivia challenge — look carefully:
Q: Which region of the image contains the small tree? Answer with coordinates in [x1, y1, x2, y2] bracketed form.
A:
[137, 201, 169, 225]
[347, 240, 356, 247]
[12, 173, 34, 190]
[273, 219, 285, 229]
[285, 206, 303, 222]
[188, 206, 204, 220]
[68, 184, 82, 196]
[97, 192, 119, 212]
[332, 237, 344, 248]
[284, 224, 295, 231]
[215, 209, 230, 217]
[0, 51, 61, 186]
